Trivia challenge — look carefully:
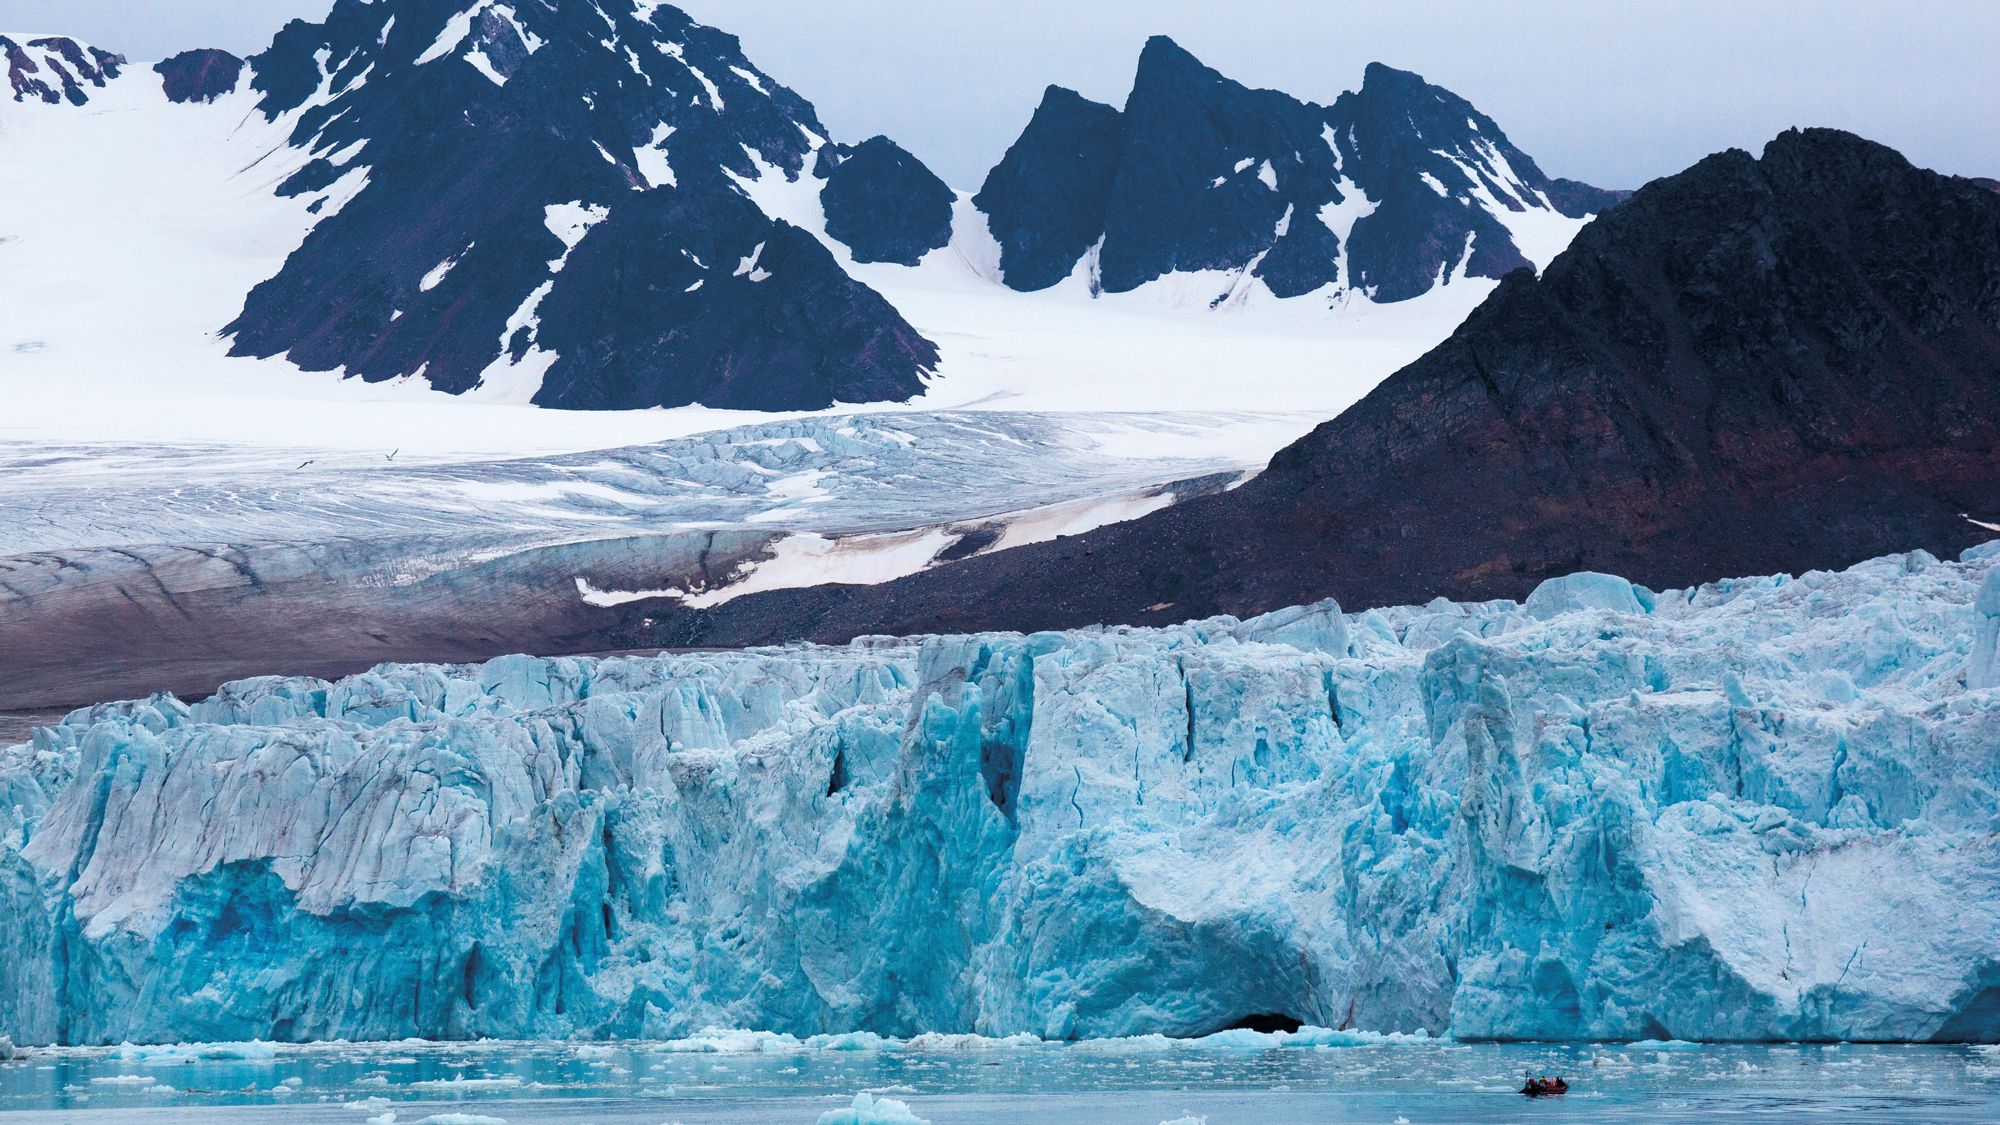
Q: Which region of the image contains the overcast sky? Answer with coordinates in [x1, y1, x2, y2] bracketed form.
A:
[5, 0, 1995, 190]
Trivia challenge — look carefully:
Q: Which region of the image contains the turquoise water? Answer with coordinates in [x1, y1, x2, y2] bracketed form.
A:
[2, 1036, 1997, 1123]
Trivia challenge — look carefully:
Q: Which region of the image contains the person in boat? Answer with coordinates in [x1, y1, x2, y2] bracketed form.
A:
[1520, 1073, 1569, 1096]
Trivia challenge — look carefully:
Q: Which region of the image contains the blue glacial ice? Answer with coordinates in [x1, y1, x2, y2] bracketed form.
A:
[817, 1091, 930, 1125]
[2, 546, 1998, 1047]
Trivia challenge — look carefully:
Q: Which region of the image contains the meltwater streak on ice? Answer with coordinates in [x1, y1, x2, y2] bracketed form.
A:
[1, 546, 1998, 1047]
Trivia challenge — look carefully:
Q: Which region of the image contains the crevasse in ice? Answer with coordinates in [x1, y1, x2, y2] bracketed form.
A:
[2, 546, 1997, 1046]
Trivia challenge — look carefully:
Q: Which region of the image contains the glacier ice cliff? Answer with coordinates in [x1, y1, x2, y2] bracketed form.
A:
[2, 546, 1998, 1046]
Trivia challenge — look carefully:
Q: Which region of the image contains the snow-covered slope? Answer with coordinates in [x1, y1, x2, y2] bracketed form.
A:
[222, 0, 938, 413]
[0, 0, 1617, 454]
[4, 544, 1997, 1045]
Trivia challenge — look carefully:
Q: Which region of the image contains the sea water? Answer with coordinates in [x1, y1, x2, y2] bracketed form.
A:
[1, 1036, 1997, 1123]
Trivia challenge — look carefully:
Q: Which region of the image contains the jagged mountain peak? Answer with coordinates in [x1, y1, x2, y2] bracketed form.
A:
[651, 128, 2000, 648]
[1355, 60, 1447, 99]
[1038, 82, 1110, 113]
[1338, 60, 1493, 150]
[1123, 35, 1323, 134]
[2, 33, 125, 105]
[814, 135, 955, 266]
[1129, 34, 1219, 90]
[220, 0, 938, 412]
[155, 48, 246, 104]
[1757, 124, 1937, 194]
[976, 40, 1621, 303]
[1126, 35, 1307, 108]
[1338, 61, 1623, 216]
[973, 84, 1129, 292]
[248, 0, 823, 184]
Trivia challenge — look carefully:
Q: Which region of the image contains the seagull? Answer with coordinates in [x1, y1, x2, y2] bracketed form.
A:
[386, 448, 399, 462]
[296, 459, 316, 470]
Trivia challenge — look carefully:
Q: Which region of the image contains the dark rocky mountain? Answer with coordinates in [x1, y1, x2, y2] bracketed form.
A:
[643, 129, 2000, 643]
[975, 39, 1624, 300]
[529, 182, 938, 410]
[7, 10, 1620, 414]
[1097, 36, 1346, 297]
[1330, 62, 1623, 301]
[154, 49, 245, 104]
[220, 0, 936, 411]
[1973, 176, 2000, 193]
[816, 136, 956, 266]
[3, 35, 123, 105]
[972, 86, 1127, 292]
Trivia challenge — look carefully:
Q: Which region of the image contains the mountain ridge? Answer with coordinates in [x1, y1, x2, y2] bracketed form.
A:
[4, 3, 1620, 415]
[613, 127, 2000, 646]
[974, 40, 1627, 302]
[219, 0, 940, 411]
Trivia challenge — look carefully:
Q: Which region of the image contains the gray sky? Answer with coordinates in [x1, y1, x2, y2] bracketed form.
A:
[6, 0, 1995, 190]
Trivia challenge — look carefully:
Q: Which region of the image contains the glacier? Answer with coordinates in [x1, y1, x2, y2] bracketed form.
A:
[2, 544, 1998, 1047]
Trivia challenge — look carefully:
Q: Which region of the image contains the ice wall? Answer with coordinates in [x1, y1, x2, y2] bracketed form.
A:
[2, 546, 1997, 1046]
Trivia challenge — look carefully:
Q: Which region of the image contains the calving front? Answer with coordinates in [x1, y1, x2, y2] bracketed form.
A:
[5, 546, 1996, 1046]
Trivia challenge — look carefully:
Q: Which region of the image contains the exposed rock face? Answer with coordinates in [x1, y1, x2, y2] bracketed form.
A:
[2, 35, 123, 105]
[1329, 62, 1623, 301]
[973, 86, 1126, 292]
[643, 129, 2000, 646]
[222, 0, 936, 411]
[520, 186, 936, 410]
[1098, 37, 1346, 296]
[817, 136, 955, 266]
[3, 550, 1996, 1045]
[154, 48, 244, 104]
[973, 40, 1623, 300]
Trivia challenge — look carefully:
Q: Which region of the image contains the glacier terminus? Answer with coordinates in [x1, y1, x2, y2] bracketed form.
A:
[3, 545, 1997, 1048]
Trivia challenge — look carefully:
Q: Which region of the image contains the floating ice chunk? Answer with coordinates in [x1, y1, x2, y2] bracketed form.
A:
[811, 1032, 893, 1051]
[406, 1075, 523, 1092]
[900, 1032, 1040, 1051]
[817, 1092, 929, 1125]
[1158, 1117, 1207, 1125]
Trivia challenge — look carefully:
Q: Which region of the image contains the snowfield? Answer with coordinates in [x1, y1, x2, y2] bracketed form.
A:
[4, 543, 1996, 1045]
[0, 55, 1499, 462]
[0, 31, 1591, 706]
[0, 47, 1551, 711]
